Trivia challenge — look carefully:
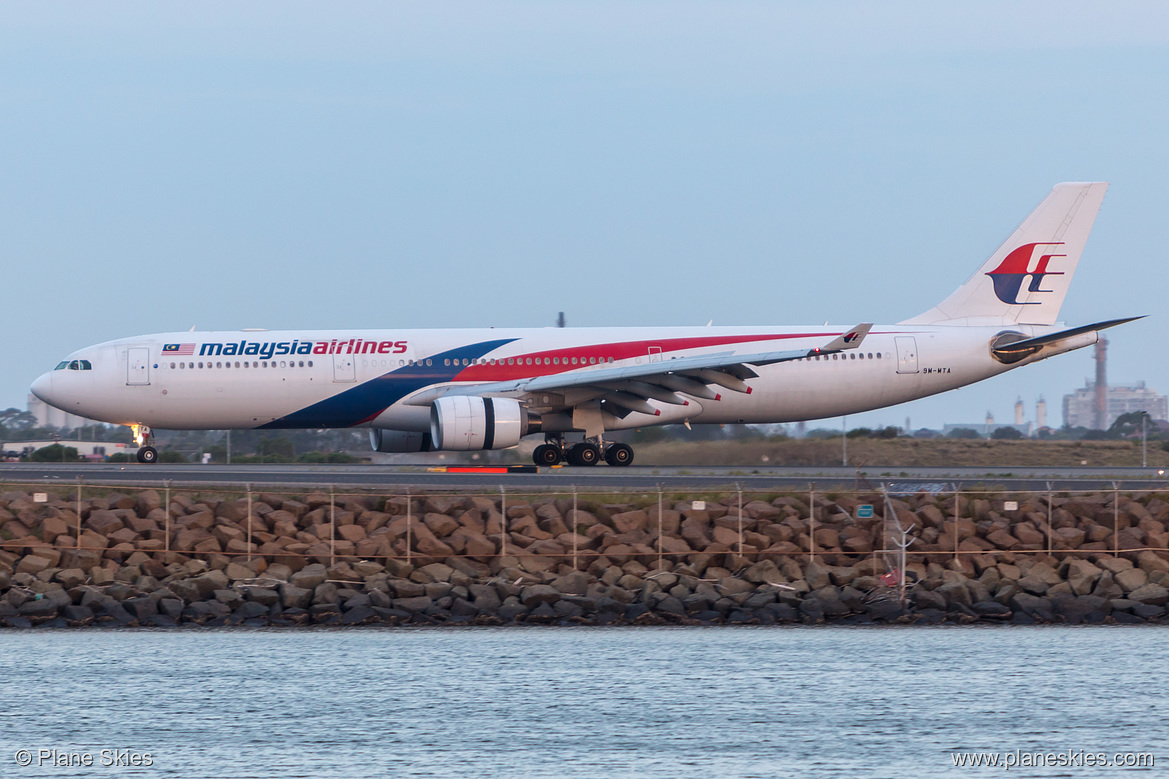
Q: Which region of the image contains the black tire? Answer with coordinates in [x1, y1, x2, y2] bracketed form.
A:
[605, 443, 634, 467]
[572, 443, 600, 467]
[533, 444, 561, 466]
[137, 446, 158, 464]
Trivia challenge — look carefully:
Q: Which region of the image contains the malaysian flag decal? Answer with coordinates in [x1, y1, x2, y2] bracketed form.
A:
[163, 343, 196, 355]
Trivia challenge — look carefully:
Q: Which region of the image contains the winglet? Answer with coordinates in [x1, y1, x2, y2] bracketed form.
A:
[813, 323, 873, 354]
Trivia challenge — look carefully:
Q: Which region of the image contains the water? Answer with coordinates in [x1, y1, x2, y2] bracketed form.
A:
[0, 626, 1163, 778]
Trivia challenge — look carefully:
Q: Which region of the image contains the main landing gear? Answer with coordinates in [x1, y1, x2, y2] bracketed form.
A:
[131, 424, 157, 464]
[532, 435, 635, 468]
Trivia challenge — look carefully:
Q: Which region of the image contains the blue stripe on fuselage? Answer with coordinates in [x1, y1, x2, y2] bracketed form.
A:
[258, 339, 517, 429]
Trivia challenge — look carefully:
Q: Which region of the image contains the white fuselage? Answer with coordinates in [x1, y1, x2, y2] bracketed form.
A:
[30, 323, 1073, 436]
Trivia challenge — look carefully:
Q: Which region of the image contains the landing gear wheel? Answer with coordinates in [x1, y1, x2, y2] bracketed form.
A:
[605, 443, 634, 467]
[533, 444, 562, 466]
[137, 446, 158, 464]
[568, 442, 600, 467]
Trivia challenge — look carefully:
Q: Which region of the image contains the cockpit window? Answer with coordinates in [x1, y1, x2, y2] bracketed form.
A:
[55, 360, 93, 371]
[55, 361, 69, 370]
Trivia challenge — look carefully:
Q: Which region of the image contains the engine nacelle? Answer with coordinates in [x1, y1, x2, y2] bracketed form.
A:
[369, 428, 434, 453]
[430, 396, 532, 450]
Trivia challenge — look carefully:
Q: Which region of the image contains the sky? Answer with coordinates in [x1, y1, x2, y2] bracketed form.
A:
[2, 2, 1168, 432]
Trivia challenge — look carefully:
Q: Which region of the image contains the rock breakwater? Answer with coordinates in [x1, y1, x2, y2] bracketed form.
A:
[1, 487, 1167, 628]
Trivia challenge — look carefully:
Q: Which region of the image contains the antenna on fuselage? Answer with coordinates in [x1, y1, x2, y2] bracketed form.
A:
[556, 312, 566, 328]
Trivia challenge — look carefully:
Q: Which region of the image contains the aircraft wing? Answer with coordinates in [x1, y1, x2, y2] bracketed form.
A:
[404, 324, 873, 417]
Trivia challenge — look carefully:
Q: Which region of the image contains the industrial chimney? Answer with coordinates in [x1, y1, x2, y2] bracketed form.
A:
[1036, 396, 1047, 429]
[1014, 397, 1024, 425]
[1094, 337, 1108, 429]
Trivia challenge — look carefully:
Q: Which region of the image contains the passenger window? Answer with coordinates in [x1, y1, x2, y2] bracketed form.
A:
[217, 362, 222, 368]
[170, 362, 176, 369]
[308, 361, 313, 367]
[426, 359, 432, 366]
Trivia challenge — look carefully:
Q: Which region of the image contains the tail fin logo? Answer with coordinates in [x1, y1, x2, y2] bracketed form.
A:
[985, 242, 1066, 305]
[843, 331, 861, 343]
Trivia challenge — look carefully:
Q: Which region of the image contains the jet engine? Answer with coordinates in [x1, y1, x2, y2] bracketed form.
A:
[369, 428, 434, 453]
[429, 396, 536, 450]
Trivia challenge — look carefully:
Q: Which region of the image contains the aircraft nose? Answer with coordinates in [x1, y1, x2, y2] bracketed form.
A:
[30, 372, 54, 405]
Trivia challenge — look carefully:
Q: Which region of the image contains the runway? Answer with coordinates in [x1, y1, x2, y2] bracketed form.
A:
[1, 462, 1166, 493]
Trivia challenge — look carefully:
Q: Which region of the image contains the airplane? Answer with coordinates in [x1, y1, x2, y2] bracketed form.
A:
[30, 182, 1139, 466]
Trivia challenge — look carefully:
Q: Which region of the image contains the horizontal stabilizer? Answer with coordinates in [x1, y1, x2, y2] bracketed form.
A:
[992, 316, 1144, 357]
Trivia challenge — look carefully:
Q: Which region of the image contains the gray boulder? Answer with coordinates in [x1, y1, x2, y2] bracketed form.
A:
[290, 564, 327, 591]
[280, 584, 312, 609]
[234, 601, 270, 621]
[520, 584, 560, 608]
[18, 598, 59, 619]
[1128, 583, 1169, 606]
[393, 596, 434, 614]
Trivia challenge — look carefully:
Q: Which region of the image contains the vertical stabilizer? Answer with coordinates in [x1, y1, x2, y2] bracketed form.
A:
[903, 182, 1108, 326]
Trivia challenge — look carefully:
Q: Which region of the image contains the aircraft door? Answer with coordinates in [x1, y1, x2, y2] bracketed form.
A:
[127, 347, 151, 385]
[333, 354, 356, 382]
[895, 336, 919, 374]
[648, 346, 663, 362]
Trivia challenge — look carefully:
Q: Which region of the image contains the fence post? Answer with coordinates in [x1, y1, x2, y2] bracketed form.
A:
[1046, 482, 1053, 557]
[952, 484, 960, 562]
[406, 487, 412, 564]
[246, 483, 253, 563]
[880, 483, 889, 563]
[809, 482, 815, 563]
[500, 486, 507, 560]
[736, 483, 744, 557]
[329, 486, 336, 568]
[75, 477, 82, 550]
[657, 485, 664, 571]
[164, 479, 171, 556]
[572, 486, 579, 572]
[1113, 481, 1120, 558]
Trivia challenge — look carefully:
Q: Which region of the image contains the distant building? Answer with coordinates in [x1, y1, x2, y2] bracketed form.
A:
[1062, 381, 1168, 429]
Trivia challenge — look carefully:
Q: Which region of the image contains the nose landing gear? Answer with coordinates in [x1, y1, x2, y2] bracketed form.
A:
[530, 435, 635, 467]
[131, 424, 158, 464]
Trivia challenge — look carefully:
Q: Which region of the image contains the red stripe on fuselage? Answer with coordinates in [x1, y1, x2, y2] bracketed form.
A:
[450, 332, 836, 382]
